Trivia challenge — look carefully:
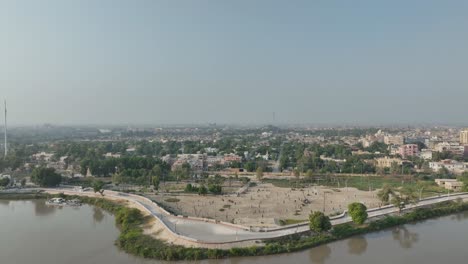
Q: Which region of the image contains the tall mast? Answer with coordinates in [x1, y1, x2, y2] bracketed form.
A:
[4, 100, 7, 158]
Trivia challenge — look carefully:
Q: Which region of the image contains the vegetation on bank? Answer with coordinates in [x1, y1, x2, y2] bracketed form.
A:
[2, 192, 468, 261]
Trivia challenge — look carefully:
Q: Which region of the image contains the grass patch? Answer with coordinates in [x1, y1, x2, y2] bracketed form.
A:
[164, 198, 180, 203]
[265, 177, 446, 196]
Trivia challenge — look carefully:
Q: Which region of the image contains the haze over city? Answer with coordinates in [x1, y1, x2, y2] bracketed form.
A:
[2, 0, 468, 125]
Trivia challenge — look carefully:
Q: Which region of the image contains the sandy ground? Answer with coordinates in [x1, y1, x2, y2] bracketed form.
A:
[150, 183, 381, 227]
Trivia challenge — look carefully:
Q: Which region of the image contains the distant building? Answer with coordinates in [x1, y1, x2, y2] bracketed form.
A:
[434, 142, 465, 155]
[435, 179, 463, 191]
[375, 157, 403, 168]
[104, 152, 121, 158]
[461, 129, 468, 145]
[32, 152, 54, 162]
[399, 144, 419, 158]
[419, 149, 433, 160]
[384, 135, 404, 145]
[429, 159, 467, 174]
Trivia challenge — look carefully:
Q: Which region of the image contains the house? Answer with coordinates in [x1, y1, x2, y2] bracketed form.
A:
[445, 181, 464, 191]
[435, 179, 458, 187]
[375, 157, 403, 168]
[429, 160, 467, 174]
[434, 179, 463, 191]
[419, 149, 433, 160]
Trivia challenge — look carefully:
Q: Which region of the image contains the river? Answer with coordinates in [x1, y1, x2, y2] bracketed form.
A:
[1, 199, 467, 264]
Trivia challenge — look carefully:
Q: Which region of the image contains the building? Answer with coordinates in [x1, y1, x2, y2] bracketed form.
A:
[435, 178, 458, 187]
[434, 142, 465, 155]
[399, 144, 419, 158]
[384, 135, 404, 145]
[461, 129, 468, 145]
[434, 179, 464, 191]
[429, 159, 467, 174]
[375, 157, 403, 168]
[419, 149, 433, 160]
[445, 181, 464, 191]
[32, 152, 54, 162]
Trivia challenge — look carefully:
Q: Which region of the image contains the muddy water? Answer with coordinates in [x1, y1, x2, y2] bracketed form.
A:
[1, 199, 467, 264]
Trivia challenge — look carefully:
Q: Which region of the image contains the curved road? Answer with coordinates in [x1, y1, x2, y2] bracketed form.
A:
[42, 188, 468, 244]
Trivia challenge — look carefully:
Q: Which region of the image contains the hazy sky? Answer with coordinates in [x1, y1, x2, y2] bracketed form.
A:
[1, 1, 468, 125]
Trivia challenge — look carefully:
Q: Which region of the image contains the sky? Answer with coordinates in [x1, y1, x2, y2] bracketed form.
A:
[1, 0, 468, 126]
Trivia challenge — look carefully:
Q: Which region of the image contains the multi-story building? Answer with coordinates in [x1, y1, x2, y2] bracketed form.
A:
[399, 144, 419, 158]
[419, 149, 433, 160]
[384, 135, 404, 145]
[460, 129, 468, 145]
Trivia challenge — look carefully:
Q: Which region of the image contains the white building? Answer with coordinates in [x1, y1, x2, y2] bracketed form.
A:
[419, 149, 433, 160]
[429, 160, 467, 174]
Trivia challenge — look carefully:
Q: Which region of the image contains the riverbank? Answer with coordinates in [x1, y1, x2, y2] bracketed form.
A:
[2, 191, 468, 261]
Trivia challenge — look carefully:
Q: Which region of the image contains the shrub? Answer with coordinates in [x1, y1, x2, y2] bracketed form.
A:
[348, 202, 368, 224]
[309, 211, 331, 232]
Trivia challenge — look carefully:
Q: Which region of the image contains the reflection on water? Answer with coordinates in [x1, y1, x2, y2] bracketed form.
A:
[34, 199, 57, 216]
[391, 226, 419, 249]
[93, 207, 105, 223]
[0, 200, 154, 264]
[309, 245, 331, 264]
[0, 199, 10, 206]
[2, 200, 468, 264]
[347, 236, 368, 255]
[450, 211, 468, 221]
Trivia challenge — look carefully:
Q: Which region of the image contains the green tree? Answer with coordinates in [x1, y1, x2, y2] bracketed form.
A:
[0, 177, 10, 187]
[390, 161, 400, 175]
[208, 184, 222, 195]
[309, 211, 332, 233]
[244, 161, 257, 172]
[348, 202, 368, 224]
[92, 179, 105, 196]
[198, 185, 208, 195]
[391, 187, 418, 214]
[31, 167, 62, 187]
[152, 176, 160, 190]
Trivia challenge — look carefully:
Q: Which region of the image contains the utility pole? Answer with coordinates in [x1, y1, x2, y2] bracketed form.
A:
[322, 191, 326, 213]
[3, 100, 6, 159]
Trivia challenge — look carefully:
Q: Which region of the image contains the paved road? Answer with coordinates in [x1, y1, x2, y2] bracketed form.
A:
[40, 188, 468, 244]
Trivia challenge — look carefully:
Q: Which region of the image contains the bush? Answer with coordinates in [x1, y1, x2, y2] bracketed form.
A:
[309, 211, 332, 232]
[348, 202, 368, 224]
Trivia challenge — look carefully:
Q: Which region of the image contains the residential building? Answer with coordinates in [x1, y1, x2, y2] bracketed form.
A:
[445, 181, 464, 191]
[375, 157, 403, 168]
[419, 149, 433, 160]
[384, 135, 404, 145]
[461, 129, 468, 145]
[429, 159, 467, 174]
[399, 144, 419, 158]
[435, 179, 458, 187]
[434, 179, 464, 191]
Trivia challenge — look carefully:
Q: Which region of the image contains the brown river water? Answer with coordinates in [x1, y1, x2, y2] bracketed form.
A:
[1, 199, 467, 264]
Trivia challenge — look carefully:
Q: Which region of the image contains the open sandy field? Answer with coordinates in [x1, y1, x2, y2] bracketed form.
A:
[149, 182, 381, 227]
